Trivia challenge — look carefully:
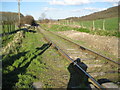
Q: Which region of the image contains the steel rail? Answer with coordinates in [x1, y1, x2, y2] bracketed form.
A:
[38, 27, 105, 90]
[47, 30, 120, 66]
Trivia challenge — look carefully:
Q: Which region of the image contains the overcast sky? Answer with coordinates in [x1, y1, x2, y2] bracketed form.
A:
[0, 0, 119, 20]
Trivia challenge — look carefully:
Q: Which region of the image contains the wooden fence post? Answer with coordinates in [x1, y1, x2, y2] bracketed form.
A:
[92, 20, 95, 30]
[2, 22, 4, 34]
[73, 21, 75, 25]
[67, 20, 69, 25]
[2, 24, 4, 34]
[7, 24, 8, 33]
[118, 22, 120, 32]
[103, 20, 105, 30]
[81, 23, 82, 28]
[70, 20, 71, 25]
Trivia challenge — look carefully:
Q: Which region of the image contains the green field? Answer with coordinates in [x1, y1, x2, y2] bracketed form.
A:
[54, 17, 119, 37]
[41, 23, 120, 37]
[59, 17, 118, 31]
[79, 17, 118, 31]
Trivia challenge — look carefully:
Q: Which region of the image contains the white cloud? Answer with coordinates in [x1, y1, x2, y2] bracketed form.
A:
[104, 0, 119, 2]
[1, 0, 119, 3]
[49, 0, 119, 5]
[72, 7, 107, 12]
[49, 0, 90, 5]
[84, 7, 99, 11]
[113, 3, 118, 6]
[1, 0, 50, 2]
[43, 7, 58, 12]
[91, 0, 119, 3]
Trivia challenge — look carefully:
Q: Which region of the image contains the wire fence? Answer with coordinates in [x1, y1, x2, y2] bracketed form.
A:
[57, 17, 118, 31]
[1, 22, 18, 35]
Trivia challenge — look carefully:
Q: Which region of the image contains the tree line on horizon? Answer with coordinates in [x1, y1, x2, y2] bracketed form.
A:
[1, 12, 37, 34]
[0, 12, 36, 26]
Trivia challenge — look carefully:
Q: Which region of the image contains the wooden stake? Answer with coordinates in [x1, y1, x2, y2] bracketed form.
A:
[93, 20, 95, 30]
[103, 20, 105, 30]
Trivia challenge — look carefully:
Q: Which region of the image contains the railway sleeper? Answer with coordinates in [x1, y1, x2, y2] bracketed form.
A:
[97, 79, 119, 89]
[38, 28, 119, 89]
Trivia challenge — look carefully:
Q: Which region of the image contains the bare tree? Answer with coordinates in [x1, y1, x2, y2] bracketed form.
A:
[38, 12, 46, 22]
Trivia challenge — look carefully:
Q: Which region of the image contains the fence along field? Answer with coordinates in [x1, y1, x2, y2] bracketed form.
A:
[58, 17, 118, 31]
[0, 12, 22, 35]
[1, 23, 17, 35]
[53, 17, 119, 37]
[58, 5, 119, 31]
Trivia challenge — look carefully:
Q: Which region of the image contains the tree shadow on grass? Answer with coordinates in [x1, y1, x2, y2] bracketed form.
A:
[67, 58, 91, 90]
[23, 28, 36, 33]
[1, 28, 36, 37]
[2, 51, 29, 68]
[2, 43, 52, 89]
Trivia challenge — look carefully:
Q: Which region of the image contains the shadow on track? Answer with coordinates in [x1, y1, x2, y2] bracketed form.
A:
[1, 28, 36, 37]
[67, 58, 91, 90]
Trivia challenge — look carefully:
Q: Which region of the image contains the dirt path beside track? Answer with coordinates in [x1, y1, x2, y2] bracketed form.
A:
[57, 30, 118, 59]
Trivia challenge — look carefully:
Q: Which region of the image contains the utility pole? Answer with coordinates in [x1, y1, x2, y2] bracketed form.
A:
[18, 0, 21, 26]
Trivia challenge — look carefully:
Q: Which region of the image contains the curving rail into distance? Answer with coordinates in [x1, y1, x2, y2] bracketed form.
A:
[48, 30, 119, 66]
[38, 26, 119, 89]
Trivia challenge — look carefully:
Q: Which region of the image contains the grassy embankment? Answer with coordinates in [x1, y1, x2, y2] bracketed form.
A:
[41, 24, 120, 37]
[41, 18, 119, 37]
[2, 28, 70, 88]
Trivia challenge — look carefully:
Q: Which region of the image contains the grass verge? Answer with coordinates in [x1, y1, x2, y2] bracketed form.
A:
[41, 24, 120, 37]
[2, 29, 70, 88]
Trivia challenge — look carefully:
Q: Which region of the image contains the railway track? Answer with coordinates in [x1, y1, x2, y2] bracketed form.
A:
[38, 26, 119, 89]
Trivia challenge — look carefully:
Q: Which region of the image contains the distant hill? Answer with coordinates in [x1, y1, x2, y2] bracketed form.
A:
[0, 12, 24, 23]
[66, 6, 119, 21]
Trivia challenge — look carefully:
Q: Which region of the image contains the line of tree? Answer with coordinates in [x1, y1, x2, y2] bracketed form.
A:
[1, 12, 36, 26]
[1, 12, 37, 34]
[20, 15, 36, 26]
[0, 12, 24, 25]
[1, 12, 24, 34]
